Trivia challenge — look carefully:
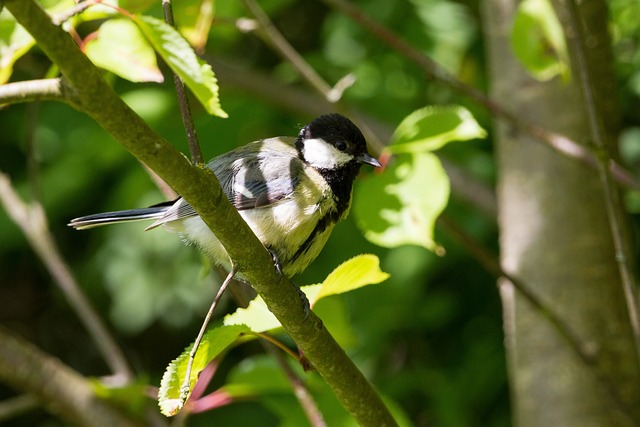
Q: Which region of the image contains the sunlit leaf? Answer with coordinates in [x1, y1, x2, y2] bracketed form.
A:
[511, 0, 569, 81]
[355, 106, 485, 251]
[84, 18, 163, 83]
[0, 10, 35, 84]
[316, 254, 389, 300]
[133, 14, 227, 117]
[158, 324, 249, 416]
[354, 152, 449, 251]
[224, 293, 280, 333]
[389, 106, 486, 153]
[224, 255, 388, 333]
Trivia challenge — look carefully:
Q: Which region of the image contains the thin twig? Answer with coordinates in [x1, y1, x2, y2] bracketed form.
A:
[241, 0, 385, 154]
[321, 0, 640, 191]
[561, 0, 640, 359]
[0, 172, 133, 382]
[264, 341, 327, 427]
[242, 0, 332, 98]
[250, 332, 301, 361]
[180, 266, 237, 403]
[161, 0, 204, 164]
[142, 163, 179, 200]
[52, 0, 102, 25]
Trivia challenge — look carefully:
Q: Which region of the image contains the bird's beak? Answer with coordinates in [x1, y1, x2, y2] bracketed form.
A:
[357, 153, 382, 168]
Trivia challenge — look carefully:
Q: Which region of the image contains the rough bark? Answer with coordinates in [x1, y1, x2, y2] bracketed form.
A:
[482, 0, 640, 425]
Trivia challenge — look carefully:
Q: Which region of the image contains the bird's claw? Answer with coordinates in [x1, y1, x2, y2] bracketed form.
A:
[266, 248, 309, 319]
[296, 286, 311, 319]
[268, 248, 283, 276]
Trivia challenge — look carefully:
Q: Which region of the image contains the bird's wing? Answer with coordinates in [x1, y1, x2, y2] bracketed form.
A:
[147, 138, 300, 228]
[219, 138, 302, 210]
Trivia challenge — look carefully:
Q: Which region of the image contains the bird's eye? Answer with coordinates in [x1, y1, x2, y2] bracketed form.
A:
[335, 141, 347, 151]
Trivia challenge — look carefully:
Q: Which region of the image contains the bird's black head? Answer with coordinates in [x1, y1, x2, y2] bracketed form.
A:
[296, 114, 381, 171]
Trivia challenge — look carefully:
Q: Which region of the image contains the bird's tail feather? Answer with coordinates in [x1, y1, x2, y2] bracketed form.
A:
[68, 207, 168, 230]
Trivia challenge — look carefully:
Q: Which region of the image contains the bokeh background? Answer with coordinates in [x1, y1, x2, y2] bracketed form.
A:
[2, 0, 640, 425]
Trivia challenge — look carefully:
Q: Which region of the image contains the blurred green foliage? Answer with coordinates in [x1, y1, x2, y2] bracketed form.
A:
[2, 0, 639, 426]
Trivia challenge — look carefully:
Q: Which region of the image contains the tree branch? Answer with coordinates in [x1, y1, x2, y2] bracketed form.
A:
[3, 1, 397, 424]
[0, 326, 142, 427]
[0, 78, 78, 107]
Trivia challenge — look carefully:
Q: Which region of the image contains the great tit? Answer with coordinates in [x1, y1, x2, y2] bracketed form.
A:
[69, 114, 381, 277]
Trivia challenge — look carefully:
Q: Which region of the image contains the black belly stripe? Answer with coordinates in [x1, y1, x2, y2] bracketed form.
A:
[290, 208, 341, 263]
[289, 162, 360, 264]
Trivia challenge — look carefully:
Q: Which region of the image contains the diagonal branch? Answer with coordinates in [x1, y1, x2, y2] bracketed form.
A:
[3, 1, 397, 425]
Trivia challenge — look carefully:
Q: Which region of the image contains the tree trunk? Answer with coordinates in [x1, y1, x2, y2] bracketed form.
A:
[482, 0, 640, 425]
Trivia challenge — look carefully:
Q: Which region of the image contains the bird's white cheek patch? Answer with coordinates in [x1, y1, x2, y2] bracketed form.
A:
[302, 138, 353, 169]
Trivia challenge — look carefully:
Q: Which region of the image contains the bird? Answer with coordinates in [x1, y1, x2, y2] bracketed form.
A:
[69, 114, 381, 278]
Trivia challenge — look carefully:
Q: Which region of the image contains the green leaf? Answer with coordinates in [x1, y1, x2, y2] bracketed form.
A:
[158, 324, 249, 416]
[223, 290, 357, 348]
[511, 0, 570, 82]
[316, 254, 390, 300]
[389, 106, 486, 153]
[224, 255, 389, 333]
[0, 10, 36, 84]
[133, 14, 227, 117]
[354, 106, 484, 251]
[224, 293, 281, 333]
[84, 19, 163, 83]
[354, 152, 449, 251]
